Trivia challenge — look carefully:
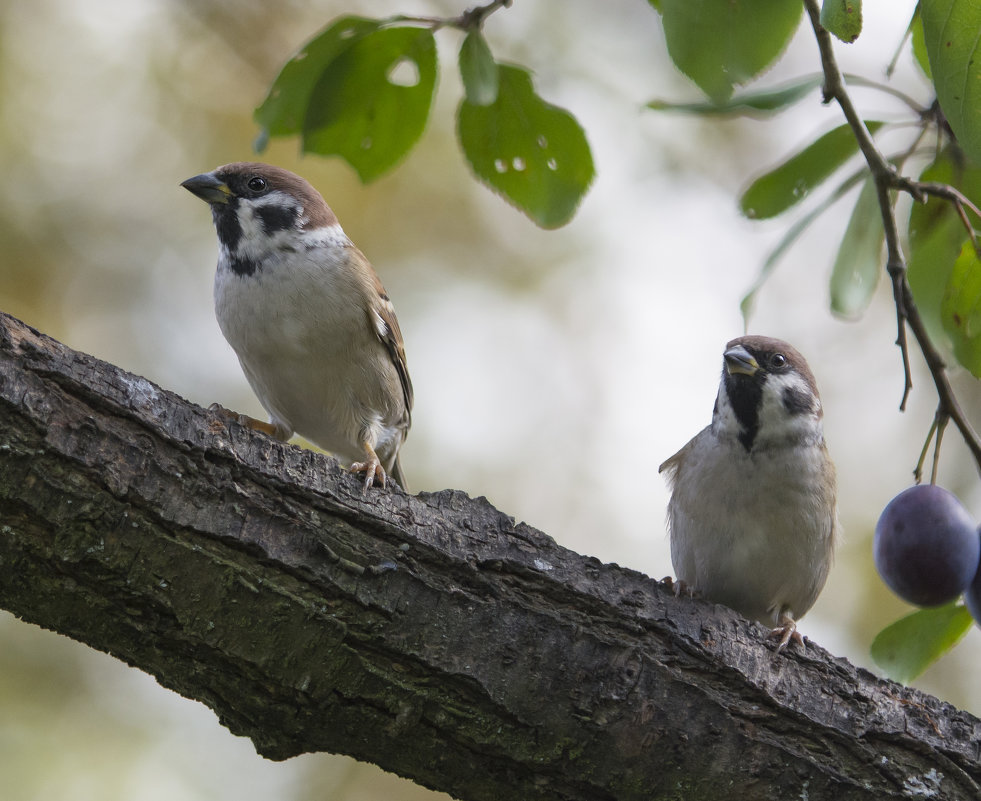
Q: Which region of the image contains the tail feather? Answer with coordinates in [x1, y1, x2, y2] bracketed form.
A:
[389, 454, 408, 492]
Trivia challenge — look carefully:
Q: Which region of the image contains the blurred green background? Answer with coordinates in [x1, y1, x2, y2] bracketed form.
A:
[2, 1, 980, 799]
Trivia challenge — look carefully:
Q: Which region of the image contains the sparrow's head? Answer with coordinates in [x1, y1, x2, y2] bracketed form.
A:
[713, 335, 823, 451]
[181, 162, 339, 276]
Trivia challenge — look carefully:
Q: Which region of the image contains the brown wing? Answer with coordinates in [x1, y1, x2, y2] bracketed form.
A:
[353, 247, 413, 429]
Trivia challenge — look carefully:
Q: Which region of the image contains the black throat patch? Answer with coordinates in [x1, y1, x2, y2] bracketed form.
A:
[210, 203, 267, 277]
[724, 370, 764, 451]
[225, 255, 260, 277]
[212, 204, 242, 253]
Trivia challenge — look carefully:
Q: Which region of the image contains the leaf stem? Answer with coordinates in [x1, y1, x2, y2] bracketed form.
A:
[389, 0, 513, 32]
[803, 0, 981, 474]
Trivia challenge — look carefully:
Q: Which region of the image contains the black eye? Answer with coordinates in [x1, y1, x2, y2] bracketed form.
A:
[769, 353, 788, 370]
[247, 176, 267, 192]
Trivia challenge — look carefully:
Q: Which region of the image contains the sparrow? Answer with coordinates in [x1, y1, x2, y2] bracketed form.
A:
[659, 336, 837, 649]
[181, 162, 412, 491]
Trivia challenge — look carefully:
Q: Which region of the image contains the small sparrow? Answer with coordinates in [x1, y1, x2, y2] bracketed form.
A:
[659, 336, 836, 649]
[181, 162, 412, 491]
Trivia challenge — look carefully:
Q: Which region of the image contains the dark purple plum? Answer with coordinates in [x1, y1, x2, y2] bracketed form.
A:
[874, 484, 979, 607]
[965, 543, 981, 623]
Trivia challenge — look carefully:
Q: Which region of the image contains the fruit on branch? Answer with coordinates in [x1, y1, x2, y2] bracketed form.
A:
[874, 484, 979, 607]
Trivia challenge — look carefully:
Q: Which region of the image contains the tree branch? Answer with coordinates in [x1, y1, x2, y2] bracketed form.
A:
[1, 308, 980, 800]
[803, 0, 981, 475]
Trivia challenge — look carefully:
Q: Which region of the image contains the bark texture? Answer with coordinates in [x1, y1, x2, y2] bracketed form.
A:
[0, 309, 979, 801]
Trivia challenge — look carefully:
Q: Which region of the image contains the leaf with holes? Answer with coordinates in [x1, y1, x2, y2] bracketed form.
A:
[301, 26, 437, 182]
[830, 177, 882, 319]
[870, 603, 973, 683]
[820, 0, 862, 43]
[457, 64, 594, 229]
[254, 16, 381, 145]
[920, 0, 981, 163]
[942, 241, 981, 377]
[654, 0, 803, 103]
[740, 122, 883, 219]
[459, 30, 498, 106]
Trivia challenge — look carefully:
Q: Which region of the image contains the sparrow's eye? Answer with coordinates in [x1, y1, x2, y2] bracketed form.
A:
[769, 353, 788, 370]
[247, 176, 267, 192]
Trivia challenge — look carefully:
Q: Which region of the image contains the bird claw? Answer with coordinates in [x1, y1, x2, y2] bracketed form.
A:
[208, 402, 243, 424]
[770, 616, 804, 652]
[662, 577, 697, 599]
[350, 457, 386, 493]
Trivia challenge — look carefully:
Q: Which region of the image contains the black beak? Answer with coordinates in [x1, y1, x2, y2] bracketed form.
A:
[181, 172, 233, 204]
[724, 344, 760, 377]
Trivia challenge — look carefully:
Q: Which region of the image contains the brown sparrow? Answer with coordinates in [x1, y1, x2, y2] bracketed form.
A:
[181, 162, 412, 491]
[659, 336, 836, 649]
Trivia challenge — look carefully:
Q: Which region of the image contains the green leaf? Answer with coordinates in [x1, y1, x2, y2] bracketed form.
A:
[908, 151, 981, 344]
[909, 9, 932, 81]
[820, 0, 862, 44]
[459, 30, 498, 106]
[870, 603, 973, 683]
[740, 122, 883, 219]
[909, 215, 965, 347]
[457, 64, 595, 229]
[942, 241, 981, 376]
[254, 16, 381, 142]
[655, 0, 803, 103]
[741, 166, 866, 323]
[646, 75, 822, 117]
[920, 0, 981, 163]
[830, 176, 882, 318]
[301, 26, 438, 182]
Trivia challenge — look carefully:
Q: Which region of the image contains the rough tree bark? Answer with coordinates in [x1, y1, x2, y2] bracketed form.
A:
[0, 308, 978, 800]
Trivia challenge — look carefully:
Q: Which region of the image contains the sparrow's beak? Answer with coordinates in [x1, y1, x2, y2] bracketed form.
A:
[724, 344, 760, 377]
[181, 172, 233, 204]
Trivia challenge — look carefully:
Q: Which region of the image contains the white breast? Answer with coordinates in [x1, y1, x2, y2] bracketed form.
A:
[665, 427, 834, 625]
[213, 227, 401, 462]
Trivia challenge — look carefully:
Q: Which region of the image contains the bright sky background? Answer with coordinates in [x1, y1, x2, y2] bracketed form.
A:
[2, 1, 980, 799]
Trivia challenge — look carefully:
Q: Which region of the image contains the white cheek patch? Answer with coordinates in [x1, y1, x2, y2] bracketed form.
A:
[233, 192, 305, 260]
[758, 372, 821, 442]
[235, 203, 266, 242]
[770, 372, 819, 416]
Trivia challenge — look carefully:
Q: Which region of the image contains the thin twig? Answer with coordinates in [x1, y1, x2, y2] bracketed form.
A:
[803, 0, 981, 474]
[914, 413, 938, 484]
[932, 412, 949, 484]
[390, 0, 513, 32]
[900, 179, 981, 220]
[842, 73, 927, 115]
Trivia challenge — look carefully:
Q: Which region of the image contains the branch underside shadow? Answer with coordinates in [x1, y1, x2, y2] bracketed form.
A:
[0, 310, 979, 801]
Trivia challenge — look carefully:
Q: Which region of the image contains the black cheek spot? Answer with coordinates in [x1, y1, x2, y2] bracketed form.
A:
[782, 386, 814, 416]
[257, 204, 299, 234]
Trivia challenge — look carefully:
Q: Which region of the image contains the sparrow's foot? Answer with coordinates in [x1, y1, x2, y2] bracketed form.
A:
[662, 577, 698, 599]
[350, 445, 387, 493]
[770, 613, 804, 652]
[208, 403, 291, 440]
